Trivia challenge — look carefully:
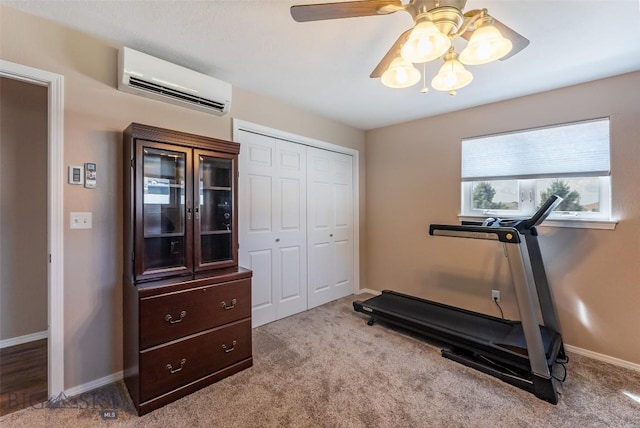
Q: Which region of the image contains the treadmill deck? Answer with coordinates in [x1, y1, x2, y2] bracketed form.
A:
[353, 290, 562, 369]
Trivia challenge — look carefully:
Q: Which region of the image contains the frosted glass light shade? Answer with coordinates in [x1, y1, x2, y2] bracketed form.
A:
[400, 20, 451, 64]
[431, 53, 473, 91]
[381, 57, 421, 88]
[459, 24, 513, 65]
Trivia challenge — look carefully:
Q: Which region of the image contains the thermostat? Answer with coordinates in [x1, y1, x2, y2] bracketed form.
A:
[68, 165, 84, 185]
[85, 163, 97, 188]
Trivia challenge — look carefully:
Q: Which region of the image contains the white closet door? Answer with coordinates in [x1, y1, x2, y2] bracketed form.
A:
[307, 147, 354, 309]
[238, 131, 307, 327]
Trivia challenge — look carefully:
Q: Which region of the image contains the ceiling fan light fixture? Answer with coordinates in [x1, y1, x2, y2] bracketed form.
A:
[381, 57, 421, 89]
[459, 17, 513, 65]
[400, 18, 451, 64]
[290, 1, 529, 95]
[431, 51, 473, 92]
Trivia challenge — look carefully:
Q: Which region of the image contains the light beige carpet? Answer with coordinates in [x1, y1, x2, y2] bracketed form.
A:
[1, 294, 639, 427]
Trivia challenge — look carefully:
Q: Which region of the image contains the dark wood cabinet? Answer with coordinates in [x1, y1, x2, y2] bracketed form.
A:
[122, 123, 252, 415]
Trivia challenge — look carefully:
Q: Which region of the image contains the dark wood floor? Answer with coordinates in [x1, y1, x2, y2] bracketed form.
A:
[0, 339, 47, 416]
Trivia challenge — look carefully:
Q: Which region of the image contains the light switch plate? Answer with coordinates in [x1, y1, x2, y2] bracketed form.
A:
[68, 165, 84, 185]
[70, 212, 92, 229]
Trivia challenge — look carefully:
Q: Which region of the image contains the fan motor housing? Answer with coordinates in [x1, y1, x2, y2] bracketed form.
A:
[427, 7, 464, 36]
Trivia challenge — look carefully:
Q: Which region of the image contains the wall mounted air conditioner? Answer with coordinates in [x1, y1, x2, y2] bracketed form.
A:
[118, 47, 231, 116]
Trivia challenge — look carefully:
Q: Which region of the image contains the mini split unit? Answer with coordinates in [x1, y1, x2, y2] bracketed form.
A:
[117, 47, 232, 116]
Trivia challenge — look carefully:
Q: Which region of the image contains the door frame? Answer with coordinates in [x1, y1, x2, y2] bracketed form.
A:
[0, 59, 65, 397]
[232, 119, 360, 297]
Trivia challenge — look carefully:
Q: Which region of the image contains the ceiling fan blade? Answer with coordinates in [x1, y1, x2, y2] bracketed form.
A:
[370, 29, 412, 78]
[493, 19, 530, 60]
[291, 0, 403, 22]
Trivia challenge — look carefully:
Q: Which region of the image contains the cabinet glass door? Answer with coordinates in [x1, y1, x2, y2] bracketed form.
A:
[195, 151, 235, 269]
[139, 144, 192, 277]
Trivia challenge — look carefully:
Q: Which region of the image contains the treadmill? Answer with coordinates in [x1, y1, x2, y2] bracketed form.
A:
[353, 195, 567, 404]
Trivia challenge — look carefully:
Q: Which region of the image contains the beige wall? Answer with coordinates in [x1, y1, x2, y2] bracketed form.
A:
[0, 77, 49, 341]
[0, 5, 366, 389]
[366, 71, 640, 365]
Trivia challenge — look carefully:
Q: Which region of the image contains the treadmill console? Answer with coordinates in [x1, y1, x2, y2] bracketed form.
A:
[429, 195, 563, 240]
[473, 195, 562, 231]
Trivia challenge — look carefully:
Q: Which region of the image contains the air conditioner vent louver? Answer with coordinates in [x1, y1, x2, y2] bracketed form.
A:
[129, 77, 226, 112]
[118, 47, 232, 116]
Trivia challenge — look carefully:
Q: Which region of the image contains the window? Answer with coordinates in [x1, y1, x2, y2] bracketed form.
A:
[461, 118, 612, 224]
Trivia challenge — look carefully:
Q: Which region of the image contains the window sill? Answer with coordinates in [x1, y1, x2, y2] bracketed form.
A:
[458, 215, 618, 230]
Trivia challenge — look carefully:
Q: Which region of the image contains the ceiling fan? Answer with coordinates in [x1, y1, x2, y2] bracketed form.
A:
[290, 0, 529, 94]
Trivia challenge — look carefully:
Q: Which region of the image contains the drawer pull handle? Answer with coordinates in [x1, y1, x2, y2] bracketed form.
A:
[166, 358, 186, 374]
[222, 340, 237, 353]
[165, 310, 187, 324]
[221, 299, 237, 310]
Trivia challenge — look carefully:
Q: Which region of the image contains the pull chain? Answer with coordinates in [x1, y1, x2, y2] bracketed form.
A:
[420, 62, 428, 93]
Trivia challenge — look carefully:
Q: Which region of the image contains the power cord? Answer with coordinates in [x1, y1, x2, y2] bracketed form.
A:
[494, 297, 504, 319]
[552, 354, 569, 382]
[552, 361, 568, 382]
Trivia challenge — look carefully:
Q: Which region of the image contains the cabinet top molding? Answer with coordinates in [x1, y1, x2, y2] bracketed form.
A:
[125, 123, 240, 155]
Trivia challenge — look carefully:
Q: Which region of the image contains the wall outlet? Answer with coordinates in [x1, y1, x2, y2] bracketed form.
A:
[492, 290, 500, 302]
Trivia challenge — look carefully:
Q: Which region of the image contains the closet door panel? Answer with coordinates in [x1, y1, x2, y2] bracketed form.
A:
[333, 238, 352, 298]
[240, 132, 278, 326]
[311, 181, 331, 229]
[273, 140, 307, 319]
[307, 148, 354, 308]
[281, 178, 301, 229]
[331, 153, 354, 300]
[239, 131, 307, 326]
[247, 248, 275, 326]
[245, 169, 277, 326]
[280, 245, 302, 300]
[249, 176, 272, 232]
[307, 150, 333, 308]
[309, 241, 331, 294]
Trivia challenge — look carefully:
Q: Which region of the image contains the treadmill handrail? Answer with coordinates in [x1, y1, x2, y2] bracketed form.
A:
[429, 224, 521, 243]
[521, 194, 563, 229]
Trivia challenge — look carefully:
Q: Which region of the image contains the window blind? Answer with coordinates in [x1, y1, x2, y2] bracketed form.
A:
[461, 118, 610, 181]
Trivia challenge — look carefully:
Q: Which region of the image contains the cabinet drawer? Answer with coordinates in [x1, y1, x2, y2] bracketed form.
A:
[139, 319, 251, 402]
[140, 278, 250, 349]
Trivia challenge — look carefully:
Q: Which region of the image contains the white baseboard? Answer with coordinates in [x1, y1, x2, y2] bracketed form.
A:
[356, 288, 381, 296]
[565, 344, 640, 372]
[0, 330, 48, 349]
[63, 371, 124, 398]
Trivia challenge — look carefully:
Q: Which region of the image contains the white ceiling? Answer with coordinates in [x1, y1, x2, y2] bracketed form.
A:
[5, 0, 640, 130]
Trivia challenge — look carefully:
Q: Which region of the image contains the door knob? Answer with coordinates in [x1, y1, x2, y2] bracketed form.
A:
[275, 238, 280, 242]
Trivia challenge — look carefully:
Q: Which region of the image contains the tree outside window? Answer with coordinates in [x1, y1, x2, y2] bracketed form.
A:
[472, 182, 508, 210]
[539, 179, 584, 211]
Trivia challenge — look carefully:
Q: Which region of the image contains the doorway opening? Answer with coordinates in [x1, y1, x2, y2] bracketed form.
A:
[0, 60, 64, 412]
